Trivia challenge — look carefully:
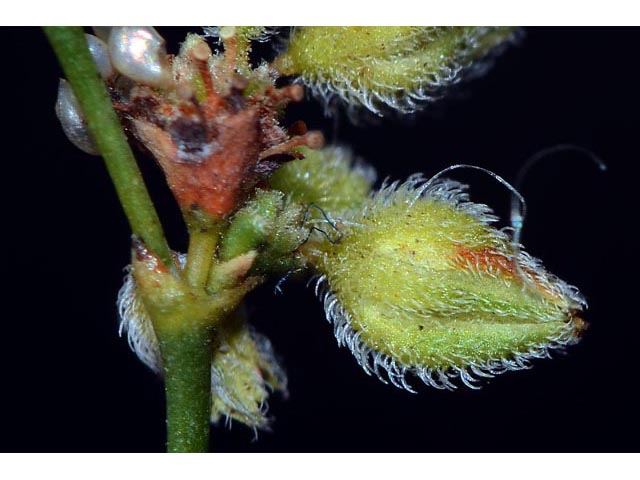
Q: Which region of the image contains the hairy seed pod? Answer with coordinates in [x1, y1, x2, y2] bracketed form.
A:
[117, 252, 286, 430]
[55, 79, 99, 155]
[108, 26, 172, 88]
[85, 33, 114, 80]
[307, 176, 586, 391]
[274, 27, 515, 116]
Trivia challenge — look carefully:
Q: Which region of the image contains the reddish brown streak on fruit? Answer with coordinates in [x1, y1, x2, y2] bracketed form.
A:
[452, 245, 559, 300]
[454, 245, 518, 276]
[454, 246, 591, 336]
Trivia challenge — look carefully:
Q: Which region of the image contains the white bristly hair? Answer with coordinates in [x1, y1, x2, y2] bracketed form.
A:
[313, 175, 586, 392]
[295, 28, 521, 119]
[315, 275, 582, 393]
[117, 253, 188, 375]
[210, 327, 288, 434]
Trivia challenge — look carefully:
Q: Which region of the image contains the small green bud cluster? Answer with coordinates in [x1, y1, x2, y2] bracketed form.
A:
[117, 143, 377, 431]
[217, 189, 308, 275]
[106, 28, 588, 417]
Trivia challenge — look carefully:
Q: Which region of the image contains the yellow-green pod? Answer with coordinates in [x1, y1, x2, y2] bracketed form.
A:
[273, 27, 516, 115]
[306, 176, 586, 391]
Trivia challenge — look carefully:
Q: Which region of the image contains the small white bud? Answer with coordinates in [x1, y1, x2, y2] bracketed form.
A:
[85, 33, 114, 80]
[55, 79, 99, 155]
[108, 27, 172, 89]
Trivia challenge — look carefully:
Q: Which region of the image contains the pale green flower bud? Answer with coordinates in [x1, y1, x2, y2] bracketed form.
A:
[269, 146, 376, 217]
[273, 27, 516, 115]
[216, 189, 308, 275]
[307, 176, 586, 391]
[210, 308, 287, 430]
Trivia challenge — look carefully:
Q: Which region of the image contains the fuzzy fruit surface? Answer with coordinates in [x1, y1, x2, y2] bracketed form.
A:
[275, 27, 515, 114]
[269, 146, 375, 217]
[316, 180, 585, 372]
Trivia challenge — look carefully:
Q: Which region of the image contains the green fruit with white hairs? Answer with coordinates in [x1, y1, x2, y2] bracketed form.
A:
[307, 175, 586, 391]
[274, 26, 516, 115]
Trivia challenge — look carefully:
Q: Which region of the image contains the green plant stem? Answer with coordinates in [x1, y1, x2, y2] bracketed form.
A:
[153, 280, 263, 452]
[44, 27, 172, 268]
[184, 216, 221, 288]
[157, 325, 212, 453]
[184, 229, 219, 287]
[46, 27, 210, 452]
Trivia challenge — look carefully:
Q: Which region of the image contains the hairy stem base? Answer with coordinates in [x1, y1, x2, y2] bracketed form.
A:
[159, 325, 212, 453]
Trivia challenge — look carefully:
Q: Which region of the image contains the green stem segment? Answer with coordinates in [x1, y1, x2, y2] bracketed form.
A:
[158, 325, 212, 453]
[184, 214, 221, 288]
[46, 27, 212, 452]
[46, 27, 283, 453]
[184, 229, 219, 287]
[44, 27, 172, 268]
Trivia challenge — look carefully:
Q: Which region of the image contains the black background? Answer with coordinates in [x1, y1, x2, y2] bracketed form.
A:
[1, 27, 638, 452]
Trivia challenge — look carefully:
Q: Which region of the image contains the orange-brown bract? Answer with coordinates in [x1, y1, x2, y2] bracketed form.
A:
[110, 33, 323, 220]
